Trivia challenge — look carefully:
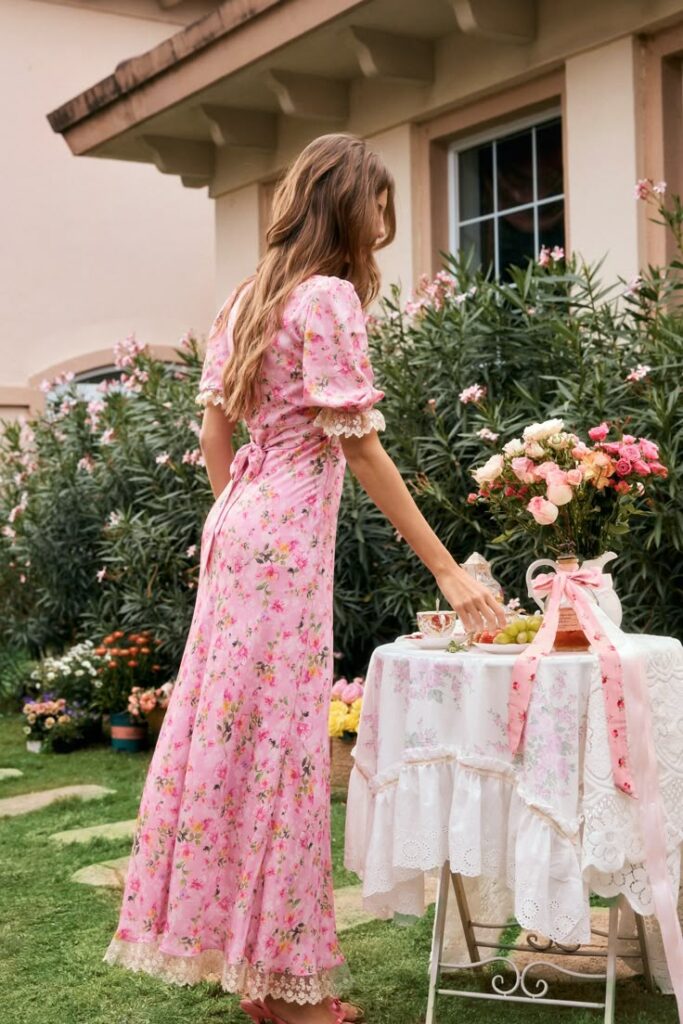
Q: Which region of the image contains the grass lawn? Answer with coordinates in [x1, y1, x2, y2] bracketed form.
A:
[0, 713, 676, 1024]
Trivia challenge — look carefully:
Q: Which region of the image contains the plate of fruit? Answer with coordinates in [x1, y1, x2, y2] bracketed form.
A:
[473, 615, 543, 653]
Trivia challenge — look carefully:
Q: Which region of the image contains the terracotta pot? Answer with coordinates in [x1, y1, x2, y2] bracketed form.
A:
[110, 711, 148, 752]
[329, 733, 356, 789]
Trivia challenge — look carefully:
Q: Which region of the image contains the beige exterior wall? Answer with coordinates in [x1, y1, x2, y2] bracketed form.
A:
[366, 124, 414, 302]
[565, 36, 640, 285]
[215, 185, 261, 307]
[0, 0, 215, 419]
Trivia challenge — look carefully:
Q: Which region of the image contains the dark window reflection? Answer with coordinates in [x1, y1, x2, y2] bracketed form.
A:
[455, 116, 564, 276]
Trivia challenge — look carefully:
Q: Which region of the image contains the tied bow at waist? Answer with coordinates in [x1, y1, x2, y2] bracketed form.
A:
[229, 440, 267, 486]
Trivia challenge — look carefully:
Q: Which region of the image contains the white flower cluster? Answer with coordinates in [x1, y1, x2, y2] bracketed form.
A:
[30, 640, 107, 692]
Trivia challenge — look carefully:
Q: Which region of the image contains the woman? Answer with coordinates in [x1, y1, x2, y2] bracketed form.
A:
[103, 133, 505, 1024]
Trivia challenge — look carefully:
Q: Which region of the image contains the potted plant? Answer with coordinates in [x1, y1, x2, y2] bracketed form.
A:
[21, 694, 92, 753]
[27, 640, 108, 743]
[127, 680, 175, 743]
[328, 675, 365, 788]
[91, 628, 164, 752]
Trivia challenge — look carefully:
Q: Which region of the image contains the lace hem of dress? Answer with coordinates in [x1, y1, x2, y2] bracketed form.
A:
[313, 407, 386, 438]
[103, 935, 353, 1004]
[195, 388, 227, 410]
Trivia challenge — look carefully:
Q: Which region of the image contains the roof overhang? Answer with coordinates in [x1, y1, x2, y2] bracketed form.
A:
[47, 0, 543, 194]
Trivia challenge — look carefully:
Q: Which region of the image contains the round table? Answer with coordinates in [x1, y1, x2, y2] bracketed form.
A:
[343, 634, 683, 1014]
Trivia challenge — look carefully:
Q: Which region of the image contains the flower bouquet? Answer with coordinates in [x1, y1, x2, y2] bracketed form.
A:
[469, 418, 666, 558]
[92, 628, 164, 717]
[328, 676, 364, 788]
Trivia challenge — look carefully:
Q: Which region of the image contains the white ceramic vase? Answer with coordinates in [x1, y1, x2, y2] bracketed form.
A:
[26, 738, 43, 753]
[526, 550, 623, 627]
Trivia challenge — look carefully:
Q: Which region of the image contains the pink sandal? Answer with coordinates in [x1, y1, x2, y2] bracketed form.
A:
[239, 995, 347, 1024]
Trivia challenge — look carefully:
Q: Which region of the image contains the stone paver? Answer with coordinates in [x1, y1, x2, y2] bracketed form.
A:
[0, 784, 115, 817]
[50, 818, 136, 845]
[72, 855, 131, 889]
[0, 768, 23, 781]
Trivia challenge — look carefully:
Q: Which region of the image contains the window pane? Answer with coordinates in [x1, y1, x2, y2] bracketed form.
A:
[537, 120, 563, 199]
[538, 199, 565, 251]
[459, 220, 495, 272]
[458, 144, 493, 221]
[497, 129, 533, 211]
[498, 207, 535, 275]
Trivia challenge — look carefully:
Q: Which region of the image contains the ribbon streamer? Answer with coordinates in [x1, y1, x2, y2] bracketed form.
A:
[508, 568, 634, 795]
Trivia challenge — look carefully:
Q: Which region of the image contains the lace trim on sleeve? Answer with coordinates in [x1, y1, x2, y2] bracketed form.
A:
[195, 388, 227, 410]
[313, 407, 386, 439]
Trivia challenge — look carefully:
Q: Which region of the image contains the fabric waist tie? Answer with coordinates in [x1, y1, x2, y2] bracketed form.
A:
[200, 431, 315, 575]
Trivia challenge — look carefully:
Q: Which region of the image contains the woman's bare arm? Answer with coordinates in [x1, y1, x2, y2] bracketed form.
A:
[340, 430, 506, 634]
[198, 404, 238, 500]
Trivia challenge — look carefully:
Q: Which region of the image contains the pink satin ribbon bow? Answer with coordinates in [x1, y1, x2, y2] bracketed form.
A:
[508, 567, 635, 797]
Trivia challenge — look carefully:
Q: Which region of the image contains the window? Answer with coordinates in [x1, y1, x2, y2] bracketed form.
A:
[449, 112, 564, 277]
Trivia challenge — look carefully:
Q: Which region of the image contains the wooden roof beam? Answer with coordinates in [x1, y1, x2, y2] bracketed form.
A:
[451, 0, 536, 44]
[141, 134, 214, 187]
[198, 104, 277, 149]
[265, 70, 349, 122]
[346, 26, 434, 83]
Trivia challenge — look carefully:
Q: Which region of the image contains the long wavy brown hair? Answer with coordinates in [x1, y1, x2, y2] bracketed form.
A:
[218, 133, 396, 421]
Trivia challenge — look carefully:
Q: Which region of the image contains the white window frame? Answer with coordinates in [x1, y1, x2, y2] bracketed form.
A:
[448, 106, 564, 277]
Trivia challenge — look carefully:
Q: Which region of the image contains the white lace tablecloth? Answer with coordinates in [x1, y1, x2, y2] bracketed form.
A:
[344, 635, 683, 978]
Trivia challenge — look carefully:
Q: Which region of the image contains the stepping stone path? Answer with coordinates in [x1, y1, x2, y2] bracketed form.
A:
[0, 768, 23, 781]
[50, 819, 137, 845]
[0, 784, 115, 817]
[71, 854, 440, 932]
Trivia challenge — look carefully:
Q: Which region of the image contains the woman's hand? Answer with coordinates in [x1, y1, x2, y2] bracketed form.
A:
[434, 564, 507, 635]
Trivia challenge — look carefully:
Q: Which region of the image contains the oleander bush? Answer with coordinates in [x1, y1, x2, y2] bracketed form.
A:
[1, 185, 681, 678]
[339, 183, 683, 670]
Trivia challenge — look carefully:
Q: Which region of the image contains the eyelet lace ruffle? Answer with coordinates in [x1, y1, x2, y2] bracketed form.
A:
[313, 407, 386, 439]
[103, 936, 353, 1004]
[195, 388, 228, 411]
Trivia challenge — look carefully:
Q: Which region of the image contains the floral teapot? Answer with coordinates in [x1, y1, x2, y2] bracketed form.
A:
[525, 551, 623, 626]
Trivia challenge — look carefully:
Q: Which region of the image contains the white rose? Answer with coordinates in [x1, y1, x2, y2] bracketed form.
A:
[547, 432, 573, 450]
[525, 441, 545, 459]
[523, 418, 565, 442]
[473, 453, 504, 485]
[547, 480, 574, 506]
[503, 438, 525, 457]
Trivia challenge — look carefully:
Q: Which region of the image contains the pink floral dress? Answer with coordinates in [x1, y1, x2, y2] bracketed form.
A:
[103, 275, 386, 1004]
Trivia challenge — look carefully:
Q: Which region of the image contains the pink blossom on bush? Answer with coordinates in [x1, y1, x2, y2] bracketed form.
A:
[634, 179, 651, 200]
[527, 496, 559, 525]
[615, 481, 631, 495]
[620, 443, 641, 462]
[459, 383, 487, 404]
[632, 459, 652, 476]
[615, 458, 632, 476]
[538, 245, 551, 267]
[533, 461, 561, 481]
[566, 468, 583, 486]
[626, 364, 651, 383]
[588, 422, 610, 442]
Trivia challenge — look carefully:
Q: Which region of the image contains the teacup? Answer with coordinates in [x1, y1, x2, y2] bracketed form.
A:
[416, 610, 459, 638]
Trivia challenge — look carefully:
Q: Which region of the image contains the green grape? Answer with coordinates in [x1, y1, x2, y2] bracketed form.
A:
[516, 631, 529, 644]
[494, 633, 508, 644]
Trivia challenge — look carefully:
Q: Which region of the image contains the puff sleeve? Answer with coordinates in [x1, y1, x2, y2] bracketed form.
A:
[301, 278, 386, 438]
[195, 286, 241, 414]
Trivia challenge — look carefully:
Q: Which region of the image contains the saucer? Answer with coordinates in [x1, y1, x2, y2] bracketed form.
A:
[396, 632, 463, 650]
[473, 641, 529, 654]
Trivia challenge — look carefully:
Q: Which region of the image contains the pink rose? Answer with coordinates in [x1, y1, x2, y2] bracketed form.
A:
[340, 681, 364, 703]
[546, 479, 573, 506]
[639, 438, 659, 460]
[467, 492, 479, 504]
[620, 443, 641, 462]
[533, 461, 561, 481]
[615, 458, 632, 476]
[511, 456, 537, 483]
[601, 442, 621, 456]
[331, 678, 348, 698]
[572, 444, 589, 459]
[650, 462, 668, 478]
[588, 422, 610, 442]
[632, 459, 651, 476]
[527, 496, 559, 525]
[566, 468, 583, 486]
[622, 434, 636, 444]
